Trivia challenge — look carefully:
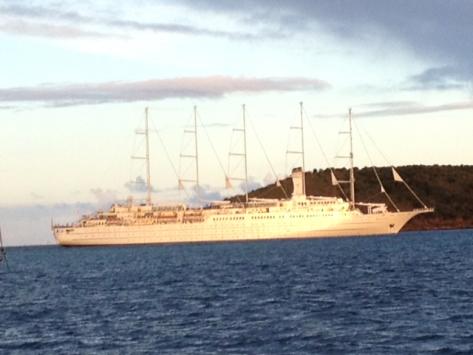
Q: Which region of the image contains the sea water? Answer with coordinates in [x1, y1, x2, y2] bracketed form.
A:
[1, 230, 473, 354]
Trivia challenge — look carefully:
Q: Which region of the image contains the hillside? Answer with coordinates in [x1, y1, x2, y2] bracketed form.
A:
[236, 165, 473, 231]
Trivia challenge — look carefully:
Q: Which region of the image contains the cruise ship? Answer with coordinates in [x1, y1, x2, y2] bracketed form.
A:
[53, 105, 433, 246]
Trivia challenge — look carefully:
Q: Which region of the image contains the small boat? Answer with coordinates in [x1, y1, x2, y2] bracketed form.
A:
[0, 227, 8, 269]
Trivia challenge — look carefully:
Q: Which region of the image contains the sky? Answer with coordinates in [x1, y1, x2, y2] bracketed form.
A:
[1, 0, 472, 246]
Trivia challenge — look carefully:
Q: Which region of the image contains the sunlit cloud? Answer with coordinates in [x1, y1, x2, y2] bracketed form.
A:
[0, 76, 330, 106]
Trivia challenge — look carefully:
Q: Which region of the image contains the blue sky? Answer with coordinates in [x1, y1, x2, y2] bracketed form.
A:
[1, 0, 472, 245]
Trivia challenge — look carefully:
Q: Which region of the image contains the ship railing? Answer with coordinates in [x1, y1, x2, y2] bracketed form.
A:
[414, 207, 435, 212]
[53, 223, 78, 228]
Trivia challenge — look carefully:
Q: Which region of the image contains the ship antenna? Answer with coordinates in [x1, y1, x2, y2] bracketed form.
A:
[349, 108, 355, 208]
[145, 107, 152, 205]
[300, 102, 306, 195]
[243, 104, 249, 204]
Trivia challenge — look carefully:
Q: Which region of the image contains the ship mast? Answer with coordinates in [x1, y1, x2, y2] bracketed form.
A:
[132, 107, 152, 205]
[300, 101, 306, 195]
[145, 107, 152, 205]
[227, 104, 249, 204]
[194, 105, 200, 192]
[287, 102, 307, 196]
[243, 104, 249, 204]
[348, 108, 355, 208]
[179, 106, 200, 195]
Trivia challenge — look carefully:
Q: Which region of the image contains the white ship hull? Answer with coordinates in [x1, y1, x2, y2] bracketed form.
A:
[54, 209, 429, 247]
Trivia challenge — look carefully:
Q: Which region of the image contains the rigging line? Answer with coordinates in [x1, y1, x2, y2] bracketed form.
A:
[356, 119, 392, 166]
[247, 113, 289, 199]
[354, 121, 427, 208]
[353, 120, 400, 212]
[177, 111, 196, 187]
[227, 123, 244, 204]
[375, 166, 399, 211]
[304, 108, 348, 200]
[401, 179, 428, 209]
[355, 119, 427, 208]
[131, 123, 146, 167]
[196, 111, 228, 178]
[333, 172, 349, 201]
[303, 107, 332, 167]
[149, 119, 191, 200]
[196, 111, 243, 203]
[333, 115, 350, 163]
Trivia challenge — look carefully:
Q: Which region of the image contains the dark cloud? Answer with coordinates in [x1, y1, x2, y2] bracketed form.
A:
[4, 1, 473, 89]
[4, 1, 473, 74]
[0, 76, 329, 106]
[107, 19, 273, 40]
[406, 66, 472, 91]
[0, 3, 90, 22]
[169, 0, 473, 84]
[0, 3, 276, 40]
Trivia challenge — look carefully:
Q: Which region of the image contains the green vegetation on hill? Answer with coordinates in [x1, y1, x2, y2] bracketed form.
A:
[237, 165, 473, 231]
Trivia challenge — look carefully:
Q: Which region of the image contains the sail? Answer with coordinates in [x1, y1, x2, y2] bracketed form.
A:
[331, 171, 339, 186]
[225, 176, 233, 189]
[392, 167, 404, 182]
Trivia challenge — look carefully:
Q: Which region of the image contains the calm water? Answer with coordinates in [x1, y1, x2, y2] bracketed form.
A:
[1, 230, 473, 354]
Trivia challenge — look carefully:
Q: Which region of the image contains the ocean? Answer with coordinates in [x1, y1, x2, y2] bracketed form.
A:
[1, 230, 473, 354]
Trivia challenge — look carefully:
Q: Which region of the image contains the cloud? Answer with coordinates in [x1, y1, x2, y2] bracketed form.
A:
[406, 66, 472, 91]
[0, 3, 277, 40]
[107, 19, 271, 40]
[186, 185, 225, 206]
[89, 188, 118, 207]
[0, 202, 96, 246]
[0, 76, 329, 106]
[0, 3, 89, 23]
[0, 19, 114, 38]
[124, 176, 157, 193]
[170, 1, 473, 84]
[5, 0, 473, 77]
[201, 122, 231, 128]
[30, 192, 44, 200]
[0, 105, 18, 110]
[358, 101, 419, 109]
[314, 101, 473, 119]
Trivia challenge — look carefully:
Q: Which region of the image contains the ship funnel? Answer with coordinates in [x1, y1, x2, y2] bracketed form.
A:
[291, 167, 305, 197]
